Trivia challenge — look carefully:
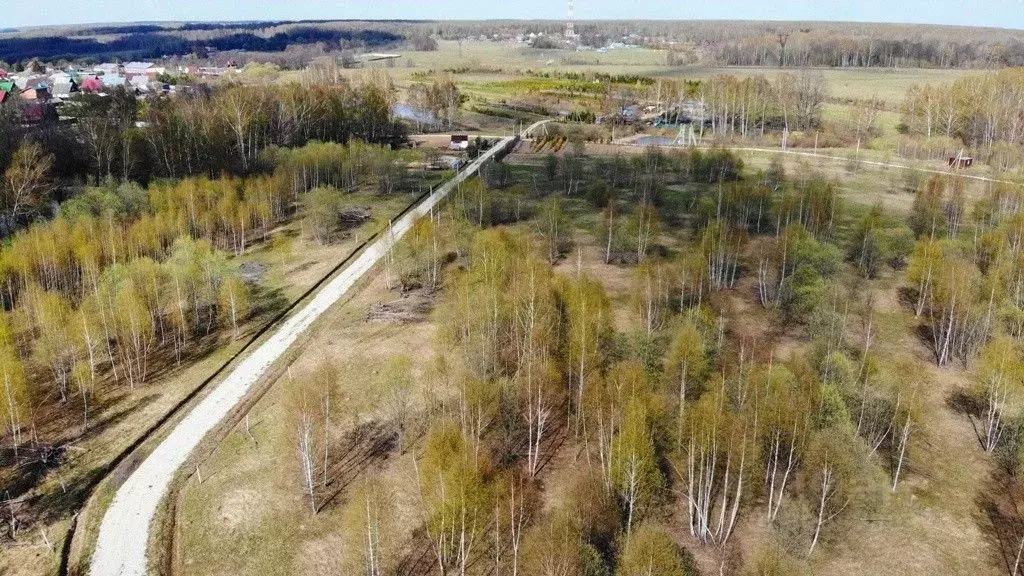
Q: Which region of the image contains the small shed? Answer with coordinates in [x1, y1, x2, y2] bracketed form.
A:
[450, 134, 469, 151]
[948, 156, 973, 169]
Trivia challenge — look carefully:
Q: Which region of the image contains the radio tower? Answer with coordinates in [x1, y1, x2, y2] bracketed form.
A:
[565, 0, 578, 41]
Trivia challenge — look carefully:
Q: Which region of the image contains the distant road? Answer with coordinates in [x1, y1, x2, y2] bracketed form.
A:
[88, 124, 541, 576]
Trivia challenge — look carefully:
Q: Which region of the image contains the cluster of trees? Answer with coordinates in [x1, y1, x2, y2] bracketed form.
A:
[276, 146, 940, 573]
[0, 74, 405, 187]
[642, 72, 830, 145]
[66, 79, 404, 182]
[0, 132, 410, 459]
[901, 69, 1024, 169]
[907, 176, 1024, 369]
[407, 78, 462, 130]
[694, 72, 828, 136]
[899, 174, 1024, 564]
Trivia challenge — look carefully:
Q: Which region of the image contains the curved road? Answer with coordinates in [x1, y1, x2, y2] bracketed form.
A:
[89, 124, 542, 576]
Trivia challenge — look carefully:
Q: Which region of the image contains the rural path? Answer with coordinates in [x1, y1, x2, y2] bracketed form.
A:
[88, 123, 541, 576]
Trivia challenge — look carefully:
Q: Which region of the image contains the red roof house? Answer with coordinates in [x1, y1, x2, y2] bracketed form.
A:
[80, 76, 104, 92]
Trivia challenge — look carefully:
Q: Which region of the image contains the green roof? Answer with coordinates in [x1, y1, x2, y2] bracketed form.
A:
[0, 80, 15, 93]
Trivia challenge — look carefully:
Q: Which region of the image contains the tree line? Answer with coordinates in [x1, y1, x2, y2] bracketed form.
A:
[901, 69, 1024, 170]
[0, 136, 406, 465]
[0, 76, 408, 235]
[0, 26, 404, 63]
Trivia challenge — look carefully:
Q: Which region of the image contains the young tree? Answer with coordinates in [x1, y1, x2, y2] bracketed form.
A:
[414, 422, 492, 575]
[613, 394, 662, 535]
[559, 274, 610, 433]
[680, 384, 749, 545]
[537, 195, 571, 265]
[378, 354, 414, 450]
[976, 336, 1023, 452]
[521, 510, 605, 576]
[907, 238, 944, 317]
[341, 477, 396, 576]
[2, 141, 53, 231]
[908, 176, 948, 239]
[0, 341, 28, 456]
[218, 273, 250, 340]
[617, 523, 691, 576]
[286, 370, 332, 514]
[804, 428, 869, 555]
[665, 319, 709, 450]
[27, 288, 79, 402]
[633, 260, 671, 336]
[303, 186, 344, 245]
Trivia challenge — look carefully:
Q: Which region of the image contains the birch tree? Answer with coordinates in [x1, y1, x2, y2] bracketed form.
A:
[617, 523, 690, 576]
[976, 336, 1023, 453]
[342, 477, 395, 576]
[414, 422, 492, 575]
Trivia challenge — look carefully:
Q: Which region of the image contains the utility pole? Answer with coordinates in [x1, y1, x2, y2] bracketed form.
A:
[565, 0, 578, 44]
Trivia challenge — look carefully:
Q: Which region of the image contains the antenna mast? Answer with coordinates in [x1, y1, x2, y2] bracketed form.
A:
[565, 0, 577, 41]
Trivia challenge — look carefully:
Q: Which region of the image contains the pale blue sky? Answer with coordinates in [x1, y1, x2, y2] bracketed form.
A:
[6, 0, 1024, 30]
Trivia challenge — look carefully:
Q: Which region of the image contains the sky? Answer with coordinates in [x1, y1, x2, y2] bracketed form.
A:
[4, 0, 1024, 30]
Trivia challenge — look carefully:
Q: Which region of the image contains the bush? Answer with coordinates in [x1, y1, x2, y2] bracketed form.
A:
[303, 186, 344, 244]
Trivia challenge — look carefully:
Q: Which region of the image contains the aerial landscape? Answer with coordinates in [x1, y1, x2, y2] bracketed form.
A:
[0, 1, 1023, 574]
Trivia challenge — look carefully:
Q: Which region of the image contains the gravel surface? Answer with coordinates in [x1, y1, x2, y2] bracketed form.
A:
[88, 129, 532, 576]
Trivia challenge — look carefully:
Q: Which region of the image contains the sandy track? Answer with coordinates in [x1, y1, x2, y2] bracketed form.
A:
[89, 131, 527, 576]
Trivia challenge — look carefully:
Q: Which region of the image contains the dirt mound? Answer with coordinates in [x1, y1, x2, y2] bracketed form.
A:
[366, 291, 434, 324]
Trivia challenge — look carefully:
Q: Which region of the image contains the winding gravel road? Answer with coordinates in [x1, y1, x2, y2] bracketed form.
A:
[89, 128, 534, 576]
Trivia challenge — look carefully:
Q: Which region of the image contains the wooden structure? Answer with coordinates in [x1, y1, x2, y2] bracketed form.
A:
[948, 156, 973, 169]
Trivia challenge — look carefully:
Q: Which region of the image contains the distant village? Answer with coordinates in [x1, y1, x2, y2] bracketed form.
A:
[0, 61, 239, 122]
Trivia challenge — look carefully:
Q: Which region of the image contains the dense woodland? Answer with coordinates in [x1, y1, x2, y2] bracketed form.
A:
[0, 69, 428, 550]
[0, 25, 406, 63]
[0, 74, 407, 231]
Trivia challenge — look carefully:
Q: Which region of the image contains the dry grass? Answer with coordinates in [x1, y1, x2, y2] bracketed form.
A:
[167, 151, 1010, 576]
[174, 267, 436, 576]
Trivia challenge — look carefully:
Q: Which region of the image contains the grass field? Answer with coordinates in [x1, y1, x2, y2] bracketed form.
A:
[332, 40, 976, 107]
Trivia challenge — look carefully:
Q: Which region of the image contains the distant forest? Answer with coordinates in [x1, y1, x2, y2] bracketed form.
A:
[431, 20, 1024, 68]
[2, 19, 1023, 68]
[0, 25, 404, 62]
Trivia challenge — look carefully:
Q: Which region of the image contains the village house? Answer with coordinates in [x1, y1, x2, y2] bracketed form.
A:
[79, 76, 104, 93]
[100, 73, 127, 89]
